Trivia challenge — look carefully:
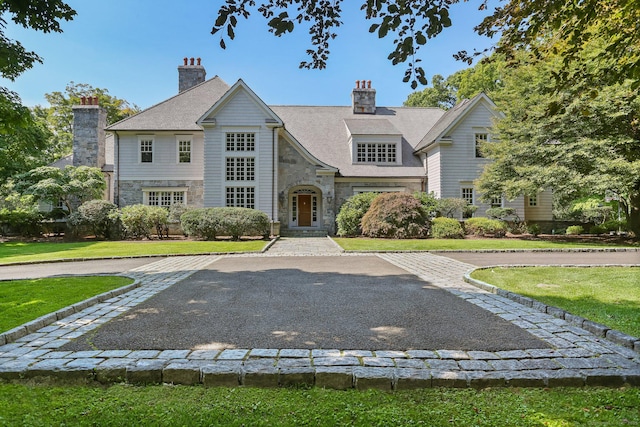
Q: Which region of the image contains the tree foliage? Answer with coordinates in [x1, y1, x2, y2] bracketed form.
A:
[0, 109, 52, 181]
[0, 0, 76, 132]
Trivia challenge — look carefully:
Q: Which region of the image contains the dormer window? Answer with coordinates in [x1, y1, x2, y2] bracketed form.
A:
[345, 119, 402, 165]
[356, 143, 397, 163]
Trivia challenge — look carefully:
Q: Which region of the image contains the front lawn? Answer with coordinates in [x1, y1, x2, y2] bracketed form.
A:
[333, 237, 637, 251]
[0, 276, 134, 333]
[471, 267, 640, 337]
[0, 384, 638, 426]
[0, 240, 268, 265]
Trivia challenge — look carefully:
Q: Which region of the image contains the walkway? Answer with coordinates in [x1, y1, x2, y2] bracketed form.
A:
[264, 237, 344, 256]
[0, 240, 638, 389]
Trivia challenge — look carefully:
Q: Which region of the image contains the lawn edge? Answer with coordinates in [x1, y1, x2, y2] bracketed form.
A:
[463, 266, 640, 354]
[0, 275, 140, 346]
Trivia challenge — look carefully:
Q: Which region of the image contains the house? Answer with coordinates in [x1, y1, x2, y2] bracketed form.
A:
[71, 58, 552, 235]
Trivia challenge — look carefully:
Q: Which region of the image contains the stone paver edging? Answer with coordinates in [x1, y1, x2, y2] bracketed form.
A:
[464, 265, 640, 352]
[1, 250, 639, 390]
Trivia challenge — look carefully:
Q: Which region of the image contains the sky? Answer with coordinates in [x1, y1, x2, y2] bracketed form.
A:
[1, 0, 501, 110]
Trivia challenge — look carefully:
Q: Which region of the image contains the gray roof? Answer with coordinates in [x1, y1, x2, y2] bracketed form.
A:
[107, 77, 230, 131]
[344, 118, 401, 136]
[413, 98, 472, 152]
[49, 154, 73, 169]
[272, 106, 444, 177]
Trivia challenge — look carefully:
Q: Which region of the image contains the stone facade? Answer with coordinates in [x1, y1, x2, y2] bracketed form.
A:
[178, 57, 206, 93]
[351, 80, 376, 114]
[278, 138, 336, 234]
[334, 180, 423, 211]
[72, 103, 106, 169]
[117, 180, 204, 207]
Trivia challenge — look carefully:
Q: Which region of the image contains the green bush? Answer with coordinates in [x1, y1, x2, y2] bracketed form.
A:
[589, 225, 607, 235]
[566, 225, 584, 235]
[413, 191, 439, 217]
[527, 223, 541, 236]
[435, 198, 469, 218]
[336, 192, 379, 236]
[71, 200, 120, 239]
[464, 217, 507, 237]
[361, 193, 430, 239]
[168, 204, 194, 224]
[181, 207, 270, 240]
[431, 217, 464, 239]
[119, 204, 168, 239]
[0, 208, 43, 237]
[486, 207, 517, 220]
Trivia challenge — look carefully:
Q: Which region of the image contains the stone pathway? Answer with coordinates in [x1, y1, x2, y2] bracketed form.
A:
[0, 246, 638, 389]
[264, 237, 344, 256]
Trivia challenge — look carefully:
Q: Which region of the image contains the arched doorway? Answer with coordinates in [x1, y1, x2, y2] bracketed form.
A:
[289, 187, 321, 229]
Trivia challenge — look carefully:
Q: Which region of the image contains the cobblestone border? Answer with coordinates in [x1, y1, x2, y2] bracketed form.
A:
[0, 276, 140, 346]
[464, 265, 640, 353]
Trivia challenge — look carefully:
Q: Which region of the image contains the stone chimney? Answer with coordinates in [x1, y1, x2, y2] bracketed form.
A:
[352, 80, 376, 114]
[178, 57, 206, 93]
[72, 96, 106, 169]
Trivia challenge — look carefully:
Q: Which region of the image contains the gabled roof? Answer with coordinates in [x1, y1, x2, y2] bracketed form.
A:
[344, 118, 401, 136]
[107, 77, 230, 131]
[272, 106, 444, 177]
[197, 79, 283, 127]
[413, 93, 500, 153]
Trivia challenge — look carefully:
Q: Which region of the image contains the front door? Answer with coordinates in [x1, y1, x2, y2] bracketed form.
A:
[298, 194, 312, 226]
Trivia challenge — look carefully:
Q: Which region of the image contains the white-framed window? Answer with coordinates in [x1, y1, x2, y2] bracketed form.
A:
[475, 133, 488, 158]
[226, 187, 255, 209]
[226, 132, 255, 152]
[177, 136, 192, 163]
[490, 196, 503, 208]
[144, 188, 187, 208]
[461, 187, 474, 205]
[225, 157, 255, 181]
[528, 194, 538, 207]
[356, 143, 397, 163]
[139, 137, 154, 163]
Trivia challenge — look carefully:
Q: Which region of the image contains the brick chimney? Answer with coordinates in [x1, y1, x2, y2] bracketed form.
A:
[178, 57, 206, 93]
[72, 96, 106, 169]
[352, 80, 376, 114]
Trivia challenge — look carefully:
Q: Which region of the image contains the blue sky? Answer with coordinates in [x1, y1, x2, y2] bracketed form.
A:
[2, 0, 500, 110]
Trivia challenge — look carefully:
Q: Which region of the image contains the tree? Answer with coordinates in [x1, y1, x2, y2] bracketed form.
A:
[476, 41, 640, 237]
[33, 82, 140, 161]
[13, 165, 106, 215]
[0, 0, 76, 132]
[403, 74, 455, 109]
[0, 110, 52, 181]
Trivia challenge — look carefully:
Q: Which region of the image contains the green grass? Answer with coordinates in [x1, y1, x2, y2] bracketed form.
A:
[333, 237, 636, 251]
[0, 240, 268, 265]
[471, 267, 640, 337]
[0, 276, 133, 333]
[0, 385, 638, 426]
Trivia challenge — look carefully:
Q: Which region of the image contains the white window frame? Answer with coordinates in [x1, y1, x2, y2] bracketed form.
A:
[475, 133, 488, 158]
[528, 194, 538, 207]
[176, 136, 192, 164]
[461, 187, 474, 205]
[143, 187, 188, 208]
[490, 196, 504, 208]
[225, 157, 255, 181]
[225, 132, 256, 152]
[139, 136, 154, 163]
[225, 186, 255, 209]
[355, 142, 397, 164]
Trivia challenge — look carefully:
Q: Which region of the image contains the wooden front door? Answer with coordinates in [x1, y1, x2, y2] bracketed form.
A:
[298, 195, 312, 226]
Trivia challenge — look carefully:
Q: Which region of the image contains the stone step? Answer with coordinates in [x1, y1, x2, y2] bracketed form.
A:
[279, 229, 328, 238]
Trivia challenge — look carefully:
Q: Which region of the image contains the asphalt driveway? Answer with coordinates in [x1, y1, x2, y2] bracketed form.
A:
[62, 255, 547, 352]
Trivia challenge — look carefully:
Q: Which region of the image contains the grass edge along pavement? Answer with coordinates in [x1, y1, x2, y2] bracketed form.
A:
[0, 239, 271, 265]
[466, 266, 640, 351]
[0, 384, 639, 426]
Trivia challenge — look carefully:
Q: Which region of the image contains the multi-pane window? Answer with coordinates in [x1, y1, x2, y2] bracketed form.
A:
[146, 191, 186, 208]
[461, 187, 474, 218]
[178, 139, 191, 163]
[356, 143, 397, 163]
[490, 196, 503, 208]
[226, 157, 255, 181]
[475, 133, 488, 158]
[528, 194, 538, 207]
[226, 132, 255, 151]
[140, 138, 153, 163]
[226, 187, 255, 209]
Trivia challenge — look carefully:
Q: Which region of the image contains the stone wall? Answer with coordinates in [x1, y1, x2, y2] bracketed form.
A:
[334, 180, 423, 212]
[278, 139, 336, 233]
[117, 180, 204, 207]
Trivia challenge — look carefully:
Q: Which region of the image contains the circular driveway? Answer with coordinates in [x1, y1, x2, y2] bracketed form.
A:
[62, 255, 547, 352]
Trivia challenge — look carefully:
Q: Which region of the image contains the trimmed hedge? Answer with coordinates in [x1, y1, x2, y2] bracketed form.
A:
[566, 225, 584, 235]
[464, 217, 507, 237]
[181, 207, 270, 240]
[119, 204, 168, 239]
[336, 192, 379, 237]
[431, 217, 464, 239]
[361, 193, 430, 239]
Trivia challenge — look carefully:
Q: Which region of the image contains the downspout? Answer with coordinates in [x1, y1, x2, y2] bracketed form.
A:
[114, 131, 120, 208]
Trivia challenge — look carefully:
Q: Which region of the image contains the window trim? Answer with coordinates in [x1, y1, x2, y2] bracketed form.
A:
[528, 194, 538, 207]
[355, 142, 398, 164]
[176, 135, 192, 164]
[474, 132, 488, 158]
[225, 186, 255, 209]
[225, 132, 256, 152]
[490, 195, 504, 208]
[138, 136, 154, 164]
[142, 187, 188, 208]
[225, 156, 255, 182]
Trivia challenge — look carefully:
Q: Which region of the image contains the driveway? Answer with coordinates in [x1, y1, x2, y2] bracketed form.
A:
[61, 255, 547, 352]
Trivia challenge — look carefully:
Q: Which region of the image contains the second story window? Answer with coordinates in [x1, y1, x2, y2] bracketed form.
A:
[475, 133, 488, 158]
[226, 157, 255, 181]
[140, 138, 153, 163]
[356, 143, 397, 163]
[178, 138, 191, 163]
[226, 132, 255, 152]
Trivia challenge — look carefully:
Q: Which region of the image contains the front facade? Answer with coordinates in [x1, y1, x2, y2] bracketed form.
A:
[72, 58, 552, 235]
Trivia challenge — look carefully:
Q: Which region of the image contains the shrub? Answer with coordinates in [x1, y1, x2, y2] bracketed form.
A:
[436, 198, 469, 218]
[464, 217, 507, 237]
[566, 225, 584, 235]
[527, 223, 541, 236]
[72, 200, 120, 239]
[119, 204, 167, 239]
[181, 207, 270, 240]
[361, 193, 430, 239]
[413, 191, 439, 217]
[589, 224, 607, 235]
[336, 192, 379, 236]
[486, 207, 517, 220]
[147, 206, 169, 238]
[0, 208, 43, 237]
[168, 204, 194, 224]
[431, 217, 464, 239]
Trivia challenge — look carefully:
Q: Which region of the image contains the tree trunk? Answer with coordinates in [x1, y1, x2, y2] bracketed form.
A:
[626, 191, 640, 239]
